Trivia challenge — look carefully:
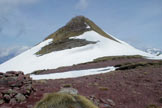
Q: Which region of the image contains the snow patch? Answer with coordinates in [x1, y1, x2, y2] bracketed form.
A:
[30, 66, 116, 80]
[85, 23, 91, 29]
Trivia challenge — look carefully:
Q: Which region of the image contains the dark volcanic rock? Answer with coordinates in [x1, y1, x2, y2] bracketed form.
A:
[3, 94, 11, 102]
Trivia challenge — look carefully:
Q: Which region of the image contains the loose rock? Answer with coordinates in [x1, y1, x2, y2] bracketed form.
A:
[106, 99, 115, 106]
[15, 93, 26, 102]
[58, 87, 78, 94]
[9, 98, 17, 105]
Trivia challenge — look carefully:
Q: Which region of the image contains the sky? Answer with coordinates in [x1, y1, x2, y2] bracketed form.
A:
[0, 0, 162, 58]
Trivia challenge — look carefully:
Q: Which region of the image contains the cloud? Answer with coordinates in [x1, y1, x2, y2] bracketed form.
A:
[76, 0, 89, 10]
[0, 46, 29, 58]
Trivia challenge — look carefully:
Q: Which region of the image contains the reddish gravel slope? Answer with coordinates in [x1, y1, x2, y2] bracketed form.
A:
[0, 57, 162, 108]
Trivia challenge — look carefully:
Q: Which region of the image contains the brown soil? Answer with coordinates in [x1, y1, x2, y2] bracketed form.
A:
[1, 58, 162, 108]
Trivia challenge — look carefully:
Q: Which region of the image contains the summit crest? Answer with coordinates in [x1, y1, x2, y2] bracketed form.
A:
[45, 16, 119, 43]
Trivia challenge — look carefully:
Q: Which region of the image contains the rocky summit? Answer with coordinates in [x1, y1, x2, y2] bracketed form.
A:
[45, 16, 118, 43]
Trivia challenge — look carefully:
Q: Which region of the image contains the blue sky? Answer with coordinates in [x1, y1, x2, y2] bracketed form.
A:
[0, 0, 162, 57]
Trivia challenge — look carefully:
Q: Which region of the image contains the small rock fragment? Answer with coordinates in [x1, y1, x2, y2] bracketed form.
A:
[106, 99, 115, 106]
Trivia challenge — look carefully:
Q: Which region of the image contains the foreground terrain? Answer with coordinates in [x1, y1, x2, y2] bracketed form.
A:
[0, 56, 162, 108]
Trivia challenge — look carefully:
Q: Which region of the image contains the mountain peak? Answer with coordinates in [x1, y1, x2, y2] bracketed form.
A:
[65, 16, 89, 29]
[45, 16, 91, 42]
[45, 16, 119, 43]
[1, 16, 161, 73]
[35, 16, 121, 55]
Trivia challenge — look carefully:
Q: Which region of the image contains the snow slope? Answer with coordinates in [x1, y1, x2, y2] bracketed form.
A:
[31, 66, 116, 80]
[0, 31, 161, 74]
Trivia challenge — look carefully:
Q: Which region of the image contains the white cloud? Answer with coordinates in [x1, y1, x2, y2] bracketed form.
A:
[76, 0, 88, 10]
[0, 46, 29, 58]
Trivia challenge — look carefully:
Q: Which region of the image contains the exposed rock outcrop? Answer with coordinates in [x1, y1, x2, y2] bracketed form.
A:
[0, 71, 35, 105]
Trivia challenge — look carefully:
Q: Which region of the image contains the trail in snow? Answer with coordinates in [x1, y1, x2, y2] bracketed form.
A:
[30, 66, 116, 80]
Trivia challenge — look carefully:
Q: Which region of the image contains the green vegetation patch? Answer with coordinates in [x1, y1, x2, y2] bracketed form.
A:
[36, 39, 97, 56]
[146, 104, 160, 108]
[45, 16, 92, 42]
[31, 69, 48, 75]
[45, 16, 119, 43]
[30, 55, 145, 75]
[93, 55, 142, 62]
[62, 84, 72, 88]
[99, 87, 109, 91]
[116, 61, 162, 70]
[34, 92, 98, 108]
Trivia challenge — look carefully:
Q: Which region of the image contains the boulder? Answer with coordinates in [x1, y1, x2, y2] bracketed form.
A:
[3, 94, 11, 102]
[15, 93, 26, 102]
[106, 99, 115, 106]
[58, 87, 78, 95]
